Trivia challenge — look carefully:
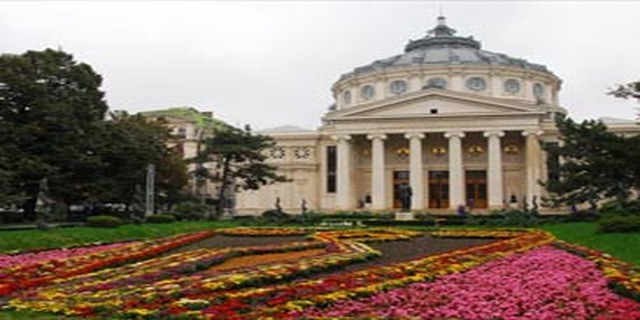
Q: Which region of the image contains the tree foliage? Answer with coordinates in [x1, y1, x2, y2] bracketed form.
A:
[0, 49, 189, 221]
[0, 49, 108, 220]
[196, 125, 288, 217]
[543, 114, 640, 208]
[609, 80, 640, 120]
[97, 112, 188, 209]
[609, 81, 640, 101]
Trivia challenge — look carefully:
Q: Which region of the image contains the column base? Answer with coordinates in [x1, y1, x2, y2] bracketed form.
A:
[395, 211, 415, 221]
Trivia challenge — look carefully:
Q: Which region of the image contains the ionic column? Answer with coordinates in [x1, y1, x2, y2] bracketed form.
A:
[367, 134, 387, 210]
[332, 134, 353, 210]
[405, 132, 425, 211]
[522, 130, 543, 208]
[484, 130, 505, 208]
[445, 131, 465, 210]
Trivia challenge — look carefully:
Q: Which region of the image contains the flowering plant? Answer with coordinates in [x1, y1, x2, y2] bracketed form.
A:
[219, 227, 312, 237]
[0, 231, 214, 296]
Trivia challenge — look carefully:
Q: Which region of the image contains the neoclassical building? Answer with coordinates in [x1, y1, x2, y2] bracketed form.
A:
[235, 17, 638, 214]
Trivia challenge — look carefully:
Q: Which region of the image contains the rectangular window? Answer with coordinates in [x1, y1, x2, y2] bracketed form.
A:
[326, 146, 337, 193]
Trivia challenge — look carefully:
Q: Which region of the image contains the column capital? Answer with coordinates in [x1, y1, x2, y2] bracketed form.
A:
[444, 131, 465, 139]
[483, 130, 505, 138]
[366, 133, 387, 141]
[404, 132, 425, 140]
[521, 129, 544, 137]
[331, 134, 352, 142]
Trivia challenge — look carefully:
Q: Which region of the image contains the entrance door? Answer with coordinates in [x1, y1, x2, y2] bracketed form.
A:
[392, 171, 409, 209]
[428, 171, 449, 209]
[465, 170, 487, 209]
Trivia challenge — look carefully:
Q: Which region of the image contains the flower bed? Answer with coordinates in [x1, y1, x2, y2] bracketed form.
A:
[5, 228, 638, 319]
[7, 229, 412, 317]
[0, 231, 215, 296]
[39, 240, 327, 296]
[209, 248, 327, 272]
[553, 241, 640, 302]
[218, 227, 312, 237]
[430, 229, 526, 239]
[296, 246, 640, 319]
[245, 229, 554, 318]
[0, 242, 132, 269]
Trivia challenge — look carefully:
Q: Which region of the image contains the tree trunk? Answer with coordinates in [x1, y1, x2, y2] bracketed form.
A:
[215, 157, 232, 218]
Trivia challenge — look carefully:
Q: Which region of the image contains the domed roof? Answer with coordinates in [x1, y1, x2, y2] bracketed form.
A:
[340, 17, 550, 80]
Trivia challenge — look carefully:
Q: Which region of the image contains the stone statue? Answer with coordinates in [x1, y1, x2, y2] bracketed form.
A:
[275, 197, 282, 213]
[301, 199, 308, 214]
[130, 184, 145, 224]
[36, 178, 54, 229]
[399, 183, 412, 212]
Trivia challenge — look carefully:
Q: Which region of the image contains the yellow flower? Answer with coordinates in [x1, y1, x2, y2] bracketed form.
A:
[126, 308, 154, 316]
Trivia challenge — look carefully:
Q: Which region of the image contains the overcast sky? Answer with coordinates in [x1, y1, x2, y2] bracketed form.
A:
[2, 1, 639, 130]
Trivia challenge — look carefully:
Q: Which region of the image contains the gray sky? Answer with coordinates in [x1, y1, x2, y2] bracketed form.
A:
[2, 1, 639, 130]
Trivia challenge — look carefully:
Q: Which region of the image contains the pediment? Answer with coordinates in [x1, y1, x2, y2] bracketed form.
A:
[325, 90, 541, 121]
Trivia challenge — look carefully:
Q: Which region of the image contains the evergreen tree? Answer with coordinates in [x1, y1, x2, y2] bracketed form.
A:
[609, 80, 640, 119]
[544, 114, 640, 208]
[0, 49, 108, 220]
[609, 81, 640, 101]
[196, 125, 287, 217]
[98, 112, 188, 211]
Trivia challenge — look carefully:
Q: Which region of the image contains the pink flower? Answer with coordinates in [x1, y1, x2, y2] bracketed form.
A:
[298, 246, 640, 319]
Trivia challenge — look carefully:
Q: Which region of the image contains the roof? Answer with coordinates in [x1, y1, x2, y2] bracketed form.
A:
[340, 16, 550, 80]
[139, 107, 229, 131]
[257, 125, 313, 134]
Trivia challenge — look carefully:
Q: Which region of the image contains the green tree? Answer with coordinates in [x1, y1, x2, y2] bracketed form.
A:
[609, 80, 640, 120]
[98, 112, 188, 211]
[609, 81, 640, 101]
[543, 114, 640, 209]
[0, 49, 108, 220]
[196, 125, 287, 217]
[155, 143, 190, 210]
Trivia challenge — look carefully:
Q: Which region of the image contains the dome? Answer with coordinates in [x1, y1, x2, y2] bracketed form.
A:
[340, 16, 550, 80]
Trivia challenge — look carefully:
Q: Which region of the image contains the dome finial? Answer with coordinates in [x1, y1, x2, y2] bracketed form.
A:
[429, 15, 456, 37]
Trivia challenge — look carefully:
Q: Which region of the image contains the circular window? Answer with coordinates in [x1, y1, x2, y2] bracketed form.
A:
[269, 147, 286, 159]
[389, 80, 408, 94]
[361, 85, 375, 100]
[342, 90, 352, 105]
[294, 147, 311, 159]
[466, 77, 486, 91]
[426, 77, 447, 89]
[504, 79, 521, 93]
[533, 83, 545, 98]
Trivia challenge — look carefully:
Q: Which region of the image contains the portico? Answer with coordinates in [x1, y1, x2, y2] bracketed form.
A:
[330, 128, 535, 211]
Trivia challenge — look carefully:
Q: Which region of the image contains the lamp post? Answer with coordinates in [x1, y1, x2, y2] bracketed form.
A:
[145, 164, 155, 217]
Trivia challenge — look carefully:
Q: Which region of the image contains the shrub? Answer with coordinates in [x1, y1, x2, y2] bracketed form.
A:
[598, 215, 640, 233]
[174, 202, 212, 220]
[261, 209, 289, 221]
[599, 199, 640, 216]
[567, 209, 599, 222]
[502, 209, 539, 227]
[86, 215, 123, 228]
[146, 214, 177, 224]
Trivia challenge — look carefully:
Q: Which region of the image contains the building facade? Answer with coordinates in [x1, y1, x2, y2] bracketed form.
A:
[235, 17, 637, 214]
[140, 107, 225, 202]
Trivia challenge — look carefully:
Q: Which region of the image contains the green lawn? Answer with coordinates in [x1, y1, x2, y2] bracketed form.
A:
[541, 222, 640, 265]
[0, 220, 239, 253]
